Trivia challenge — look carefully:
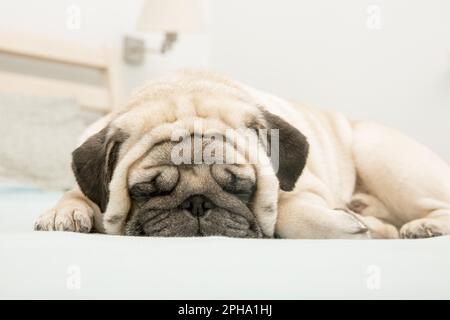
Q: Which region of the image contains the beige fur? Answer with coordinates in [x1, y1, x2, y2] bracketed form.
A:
[35, 70, 450, 239]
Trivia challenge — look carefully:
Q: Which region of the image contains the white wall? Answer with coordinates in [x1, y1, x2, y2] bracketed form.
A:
[208, 0, 450, 162]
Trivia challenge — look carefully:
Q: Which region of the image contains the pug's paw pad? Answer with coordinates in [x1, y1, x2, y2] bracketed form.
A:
[400, 219, 444, 239]
[34, 209, 57, 231]
[35, 203, 93, 233]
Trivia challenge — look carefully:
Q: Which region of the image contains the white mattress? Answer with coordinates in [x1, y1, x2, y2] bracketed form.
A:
[1, 184, 450, 299]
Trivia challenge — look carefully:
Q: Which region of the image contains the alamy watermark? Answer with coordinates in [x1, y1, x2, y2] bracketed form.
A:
[169, 122, 280, 173]
[66, 265, 81, 290]
[366, 5, 382, 31]
[366, 264, 381, 290]
[66, 4, 81, 30]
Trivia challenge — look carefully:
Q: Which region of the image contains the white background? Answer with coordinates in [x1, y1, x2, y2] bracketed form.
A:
[0, 0, 449, 161]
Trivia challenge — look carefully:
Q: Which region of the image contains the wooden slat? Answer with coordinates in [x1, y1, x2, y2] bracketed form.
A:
[104, 45, 124, 110]
[0, 71, 110, 111]
[0, 30, 108, 70]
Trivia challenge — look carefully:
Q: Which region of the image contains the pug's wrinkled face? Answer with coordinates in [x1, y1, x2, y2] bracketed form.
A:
[124, 141, 262, 238]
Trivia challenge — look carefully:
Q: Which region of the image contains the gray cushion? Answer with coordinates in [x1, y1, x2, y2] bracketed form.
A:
[0, 93, 98, 190]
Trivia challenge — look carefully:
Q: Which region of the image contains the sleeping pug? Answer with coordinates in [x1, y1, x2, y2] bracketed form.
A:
[35, 70, 450, 239]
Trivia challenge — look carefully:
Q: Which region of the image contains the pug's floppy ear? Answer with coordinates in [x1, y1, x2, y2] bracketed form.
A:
[72, 127, 127, 212]
[253, 109, 309, 192]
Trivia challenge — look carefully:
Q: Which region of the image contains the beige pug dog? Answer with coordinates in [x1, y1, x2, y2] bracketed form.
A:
[35, 70, 450, 239]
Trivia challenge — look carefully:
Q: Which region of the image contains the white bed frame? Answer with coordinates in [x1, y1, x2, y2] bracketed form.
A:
[0, 30, 122, 111]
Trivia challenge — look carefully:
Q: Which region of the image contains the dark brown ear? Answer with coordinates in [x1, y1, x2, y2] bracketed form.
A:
[72, 127, 127, 212]
[254, 110, 309, 192]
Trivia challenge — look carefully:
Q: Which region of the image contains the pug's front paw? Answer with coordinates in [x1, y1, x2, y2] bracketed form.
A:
[34, 201, 94, 233]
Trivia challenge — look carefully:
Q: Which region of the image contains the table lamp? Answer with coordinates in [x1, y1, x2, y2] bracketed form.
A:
[124, 0, 204, 65]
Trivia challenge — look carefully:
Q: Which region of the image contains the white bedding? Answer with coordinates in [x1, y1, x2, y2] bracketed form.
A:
[1, 185, 450, 299]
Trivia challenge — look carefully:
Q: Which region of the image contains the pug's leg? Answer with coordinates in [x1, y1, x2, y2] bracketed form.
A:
[34, 187, 102, 233]
[276, 196, 371, 239]
[348, 193, 400, 239]
[352, 121, 450, 239]
[355, 216, 399, 239]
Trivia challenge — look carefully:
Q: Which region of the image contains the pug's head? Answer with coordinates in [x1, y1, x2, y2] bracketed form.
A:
[71, 71, 309, 238]
[124, 139, 261, 237]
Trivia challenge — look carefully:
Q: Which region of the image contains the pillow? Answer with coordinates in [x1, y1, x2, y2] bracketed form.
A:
[0, 93, 98, 190]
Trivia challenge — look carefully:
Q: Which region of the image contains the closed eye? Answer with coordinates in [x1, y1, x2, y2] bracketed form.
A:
[129, 182, 175, 202]
[224, 169, 254, 189]
[222, 177, 255, 204]
[229, 190, 254, 204]
[129, 167, 179, 202]
[129, 182, 158, 202]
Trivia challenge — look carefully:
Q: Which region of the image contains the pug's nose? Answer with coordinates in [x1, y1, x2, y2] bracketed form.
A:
[181, 195, 215, 218]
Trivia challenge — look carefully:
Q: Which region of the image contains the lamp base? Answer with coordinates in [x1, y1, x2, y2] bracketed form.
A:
[161, 32, 178, 54]
[123, 33, 179, 65]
